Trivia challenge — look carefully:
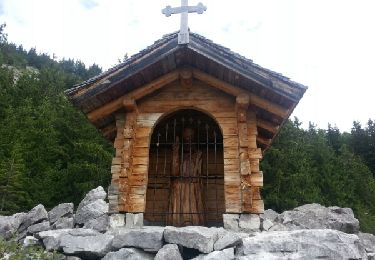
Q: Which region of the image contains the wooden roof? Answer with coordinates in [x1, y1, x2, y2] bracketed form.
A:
[65, 32, 307, 150]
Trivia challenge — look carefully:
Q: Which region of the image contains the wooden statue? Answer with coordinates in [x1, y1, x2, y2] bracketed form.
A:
[167, 127, 205, 226]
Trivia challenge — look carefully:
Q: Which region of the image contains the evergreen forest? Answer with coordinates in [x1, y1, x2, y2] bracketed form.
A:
[0, 24, 374, 233]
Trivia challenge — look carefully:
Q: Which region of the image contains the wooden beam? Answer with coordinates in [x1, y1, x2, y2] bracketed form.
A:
[123, 98, 137, 112]
[257, 119, 279, 134]
[87, 70, 180, 122]
[257, 136, 272, 146]
[179, 68, 193, 88]
[102, 124, 116, 138]
[192, 69, 290, 118]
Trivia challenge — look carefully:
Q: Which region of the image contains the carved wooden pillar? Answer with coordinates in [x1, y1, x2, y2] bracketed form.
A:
[108, 113, 125, 213]
[236, 95, 251, 213]
[247, 111, 264, 213]
[118, 98, 138, 212]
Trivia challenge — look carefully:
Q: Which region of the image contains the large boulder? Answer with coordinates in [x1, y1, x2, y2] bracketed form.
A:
[76, 186, 106, 212]
[18, 204, 48, 233]
[277, 203, 360, 233]
[154, 244, 183, 260]
[102, 248, 154, 260]
[214, 230, 243, 251]
[239, 229, 367, 259]
[0, 213, 26, 239]
[194, 248, 235, 260]
[84, 214, 109, 232]
[74, 187, 109, 232]
[52, 217, 74, 229]
[74, 199, 108, 231]
[27, 221, 50, 234]
[48, 203, 74, 224]
[59, 232, 113, 259]
[359, 232, 375, 255]
[164, 226, 219, 254]
[110, 227, 164, 252]
[36, 228, 100, 251]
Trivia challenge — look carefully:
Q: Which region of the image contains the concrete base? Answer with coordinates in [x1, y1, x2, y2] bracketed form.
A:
[223, 213, 261, 232]
[125, 213, 144, 228]
[109, 214, 125, 229]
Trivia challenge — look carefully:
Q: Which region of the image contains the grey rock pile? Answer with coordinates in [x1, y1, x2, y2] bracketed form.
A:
[1, 186, 374, 260]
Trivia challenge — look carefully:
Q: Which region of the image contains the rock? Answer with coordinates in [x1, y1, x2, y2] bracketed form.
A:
[65, 257, 82, 260]
[164, 226, 219, 254]
[125, 213, 143, 228]
[23, 235, 40, 247]
[102, 248, 154, 260]
[359, 232, 375, 253]
[111, 227, 164, 252]
[0, 213, 26, 239]
[214, 231, 242, 251]
[261, 219, 274, 231]
[239, 229, 367, 259]
[223, 214, 239, 231]
[74, 199, 108, 226]
[195, 248, 235, 260]
[278, 203, 360, 233]
[59, 232, 113, 259]
[262, 209, 278, 222]
[155, 244, 182, 260]
[48, 203, 74, 224]
[52, 217, 74, 229]
[109, 214, 125, 229]
[76, 186, 106, 212]
[36, 228, 100, 251]
[18, 204, 48, 233]
[239, 214, 261, 232]
[27, 221, 50, 234]
[84, 214, 108, 232]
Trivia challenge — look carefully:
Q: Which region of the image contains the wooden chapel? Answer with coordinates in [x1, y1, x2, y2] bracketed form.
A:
[65, 32, 307, 227]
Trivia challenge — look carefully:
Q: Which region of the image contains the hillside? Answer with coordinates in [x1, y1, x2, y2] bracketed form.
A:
[0, 24, 374, 233]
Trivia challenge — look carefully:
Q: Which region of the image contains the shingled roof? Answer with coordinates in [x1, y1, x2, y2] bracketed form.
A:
[65, 31, 307, 150]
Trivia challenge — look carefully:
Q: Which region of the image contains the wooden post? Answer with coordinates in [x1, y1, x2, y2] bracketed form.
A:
[236, 94, 253, 213]
[247, 111, 264, 214]
[108, 113, 126, 213]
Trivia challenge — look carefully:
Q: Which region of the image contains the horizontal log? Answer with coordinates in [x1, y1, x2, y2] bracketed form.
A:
[193, 69, 290, 118]
[250, 199, 264, 214]
[87, 71, 180, 122]
[257, 136, 272, 146]
[257, 118, 279, 134]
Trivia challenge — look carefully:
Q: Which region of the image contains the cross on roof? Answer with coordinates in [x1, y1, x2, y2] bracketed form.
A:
[162, 0, 207, 44]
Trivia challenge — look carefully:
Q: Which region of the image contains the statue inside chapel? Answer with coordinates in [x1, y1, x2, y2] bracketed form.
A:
[167, 127, 205, 226]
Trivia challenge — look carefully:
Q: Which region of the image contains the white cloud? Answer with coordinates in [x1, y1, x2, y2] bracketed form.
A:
[0, 0, 374, 131]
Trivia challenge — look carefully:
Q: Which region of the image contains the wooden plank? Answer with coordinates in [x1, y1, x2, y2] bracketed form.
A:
[250, 159, 260, 173]
[193, 69, 290, 118]
[248, 148, 262, 159]
[257, 136, 272, 146]
[134, 136, 150, 148]
[87, 70, 180, 122]
[224, 171, 240, 185]
[224, 147, 239, 159]
[223, 136, 239, 147]
[250, 171, 263, 187]
[135, 127, 152, 138]
[257, 118, 279, 134]
[250, 199, 264, 214]
[132, 156, 148, 166]
[132, 147, 149, 157]
[238, 122, 248, 147]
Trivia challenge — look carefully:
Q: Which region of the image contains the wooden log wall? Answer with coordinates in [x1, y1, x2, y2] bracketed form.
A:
[108, 75, 264, 215]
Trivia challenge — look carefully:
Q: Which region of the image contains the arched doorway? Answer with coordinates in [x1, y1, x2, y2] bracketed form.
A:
[145, 109, 225, 227]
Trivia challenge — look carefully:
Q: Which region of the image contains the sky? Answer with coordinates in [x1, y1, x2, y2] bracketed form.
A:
[0, 0, 374, 132]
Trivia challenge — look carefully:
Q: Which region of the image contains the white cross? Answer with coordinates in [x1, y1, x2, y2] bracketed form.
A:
[162, 0, 207, 44]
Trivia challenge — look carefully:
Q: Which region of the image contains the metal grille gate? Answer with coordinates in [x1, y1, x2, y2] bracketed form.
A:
[145, 109, 225, 227]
